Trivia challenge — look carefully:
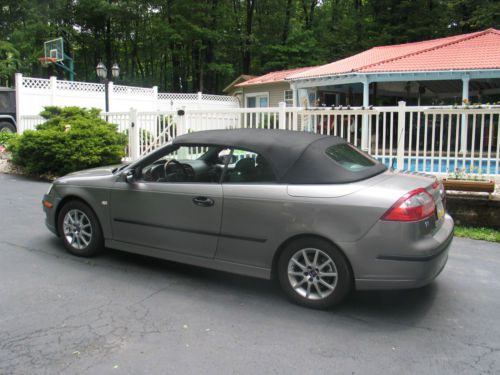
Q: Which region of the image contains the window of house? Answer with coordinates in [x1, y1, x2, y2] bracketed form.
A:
[284, 90, 293, 106]
[246, 93, 269, 108]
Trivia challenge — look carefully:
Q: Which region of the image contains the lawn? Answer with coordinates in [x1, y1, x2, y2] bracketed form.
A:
[454, 226, 500, 243]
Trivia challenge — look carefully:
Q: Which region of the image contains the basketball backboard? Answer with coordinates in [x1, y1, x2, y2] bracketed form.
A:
[44, 38, 64, 62]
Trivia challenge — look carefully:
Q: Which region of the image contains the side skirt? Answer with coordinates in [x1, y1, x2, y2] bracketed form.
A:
[105, 239, 271, 280]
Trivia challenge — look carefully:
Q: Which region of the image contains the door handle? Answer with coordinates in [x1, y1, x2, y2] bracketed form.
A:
[192, 196, 215, 207]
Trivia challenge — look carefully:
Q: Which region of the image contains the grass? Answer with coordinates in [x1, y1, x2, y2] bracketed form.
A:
[454, 226, 500, 243]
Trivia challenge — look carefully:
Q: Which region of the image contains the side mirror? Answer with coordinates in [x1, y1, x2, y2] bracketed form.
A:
[123, 170, 136, 183]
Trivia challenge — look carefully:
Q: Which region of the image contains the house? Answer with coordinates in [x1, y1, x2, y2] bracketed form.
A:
[229, 28, 500, 108]
[222, 74, 256, 106]
[230, 67, 312, 108]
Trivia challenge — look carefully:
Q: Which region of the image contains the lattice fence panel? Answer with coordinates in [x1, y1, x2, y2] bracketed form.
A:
[22, 78, 51, 90]
[57, 80, 104, 92]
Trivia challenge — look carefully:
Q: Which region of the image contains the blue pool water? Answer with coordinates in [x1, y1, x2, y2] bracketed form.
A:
[379, 157, 499, 175]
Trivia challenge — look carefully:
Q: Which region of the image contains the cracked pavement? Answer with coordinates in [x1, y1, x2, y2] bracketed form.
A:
[0, 173, 499, 375]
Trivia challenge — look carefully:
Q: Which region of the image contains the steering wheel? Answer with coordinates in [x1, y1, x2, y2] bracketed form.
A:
[164, 159, 188, 181]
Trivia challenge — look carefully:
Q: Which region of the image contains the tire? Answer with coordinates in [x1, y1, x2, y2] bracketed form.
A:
[277, 237, 353, 309]
[57, 200, 104, 257]
[0, 122, 16, 133]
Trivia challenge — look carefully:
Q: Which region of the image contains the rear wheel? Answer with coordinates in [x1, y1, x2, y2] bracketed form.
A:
[0, 122, 16, 133]
[277, 237, 352, 309]
[57, 201, 103, 257]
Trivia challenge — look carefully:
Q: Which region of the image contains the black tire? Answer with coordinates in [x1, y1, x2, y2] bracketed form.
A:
[277, 237, 353, 309]
[57, 200, 104, 257]
[0, 122, 16, 133]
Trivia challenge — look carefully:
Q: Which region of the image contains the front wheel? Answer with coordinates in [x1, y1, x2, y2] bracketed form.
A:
[57, 201, 104, 257]
[277, 237, 353, 309]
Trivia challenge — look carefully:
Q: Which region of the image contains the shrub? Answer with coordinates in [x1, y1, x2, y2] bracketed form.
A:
[8, 106, 127, 176]
[0, 132, 18, 147]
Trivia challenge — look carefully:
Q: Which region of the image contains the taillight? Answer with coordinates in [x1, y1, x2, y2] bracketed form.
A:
[382, 188, 436, 222]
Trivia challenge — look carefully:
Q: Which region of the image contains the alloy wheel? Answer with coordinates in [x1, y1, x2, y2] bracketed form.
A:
[63, 209, 93, 250]
[287, 248, 338, 300]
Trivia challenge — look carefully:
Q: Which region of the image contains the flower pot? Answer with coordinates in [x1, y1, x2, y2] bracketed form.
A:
[442, 179, 495, 193]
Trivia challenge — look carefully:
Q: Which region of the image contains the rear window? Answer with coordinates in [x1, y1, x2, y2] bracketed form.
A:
[325, 143, 377, 172]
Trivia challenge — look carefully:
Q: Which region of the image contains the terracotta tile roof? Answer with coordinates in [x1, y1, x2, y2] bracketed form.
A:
[235, 66, 313, 87]
[288, 28, 500, 80]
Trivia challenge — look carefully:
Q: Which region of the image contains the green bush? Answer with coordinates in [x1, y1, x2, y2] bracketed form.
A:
[0, 132, 18, 147]
[8, 106, 127, 176]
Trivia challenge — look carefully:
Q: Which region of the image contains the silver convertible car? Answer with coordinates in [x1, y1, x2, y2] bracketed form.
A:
[43, 129, 453, 309]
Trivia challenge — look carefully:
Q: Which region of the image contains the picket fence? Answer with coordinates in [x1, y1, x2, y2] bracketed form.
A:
[18, 102, 500, 177]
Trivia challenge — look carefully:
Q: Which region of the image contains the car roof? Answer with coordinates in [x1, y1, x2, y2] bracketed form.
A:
[173, 129, 386, 184]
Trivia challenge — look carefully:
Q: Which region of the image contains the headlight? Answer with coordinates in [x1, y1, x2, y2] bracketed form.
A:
[46, 184, 54, 195]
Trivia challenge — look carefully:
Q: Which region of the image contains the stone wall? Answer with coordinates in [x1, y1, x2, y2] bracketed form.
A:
[446, 194, 500, 229]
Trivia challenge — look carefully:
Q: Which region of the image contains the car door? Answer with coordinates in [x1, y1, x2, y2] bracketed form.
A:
[216, 148, 289, 268]
[109, 145, 223, 259]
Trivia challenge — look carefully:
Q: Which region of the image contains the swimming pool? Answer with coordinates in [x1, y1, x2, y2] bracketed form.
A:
[379, 157, 499, 175]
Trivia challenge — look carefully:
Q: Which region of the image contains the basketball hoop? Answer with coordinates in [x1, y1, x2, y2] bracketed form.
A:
[38, 57, 57, 68]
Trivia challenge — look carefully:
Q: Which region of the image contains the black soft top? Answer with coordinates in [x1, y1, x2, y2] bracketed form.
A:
[173, 129, 386, 184]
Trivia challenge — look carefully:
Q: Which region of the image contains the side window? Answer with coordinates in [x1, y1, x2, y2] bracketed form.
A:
[223, 149, 276, 183]
[139, 145, 228, 183]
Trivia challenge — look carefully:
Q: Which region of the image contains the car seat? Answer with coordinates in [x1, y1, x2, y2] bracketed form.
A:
[229, 158, 256, 182]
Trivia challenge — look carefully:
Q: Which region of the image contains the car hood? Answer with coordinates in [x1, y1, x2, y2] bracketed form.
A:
[56, 164, 124, 183]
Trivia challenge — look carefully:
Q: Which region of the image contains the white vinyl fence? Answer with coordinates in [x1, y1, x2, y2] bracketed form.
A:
[18, 102, 500, 177]
[14, 73, 238, 128]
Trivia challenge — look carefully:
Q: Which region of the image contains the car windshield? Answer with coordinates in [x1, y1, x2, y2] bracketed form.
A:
[325, 143, 377, 172]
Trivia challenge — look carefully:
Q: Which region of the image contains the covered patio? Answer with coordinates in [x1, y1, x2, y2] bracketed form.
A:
[287, 28, 500, 108]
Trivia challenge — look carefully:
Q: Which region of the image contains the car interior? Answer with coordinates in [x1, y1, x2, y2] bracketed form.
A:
[139, 145, 276, 184]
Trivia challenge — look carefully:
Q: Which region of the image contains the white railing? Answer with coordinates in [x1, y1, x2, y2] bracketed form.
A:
[17, 103, 500, 176]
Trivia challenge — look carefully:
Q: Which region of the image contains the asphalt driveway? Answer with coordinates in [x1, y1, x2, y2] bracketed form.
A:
[0, 173, 499, 375]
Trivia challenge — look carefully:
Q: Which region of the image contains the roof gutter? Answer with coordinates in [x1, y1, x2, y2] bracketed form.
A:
[288, 69, 500, 89]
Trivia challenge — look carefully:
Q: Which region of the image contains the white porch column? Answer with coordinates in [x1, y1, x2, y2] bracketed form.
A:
[290, 83, 298, 107]
[361, 79, 370, 150]
[460, 75, 470, 153]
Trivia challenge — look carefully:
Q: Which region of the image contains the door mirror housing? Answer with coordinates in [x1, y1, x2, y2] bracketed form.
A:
[123, 169, 136, 183]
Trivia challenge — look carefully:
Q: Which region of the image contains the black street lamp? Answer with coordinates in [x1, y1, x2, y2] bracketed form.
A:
[96, 61, 120, 112]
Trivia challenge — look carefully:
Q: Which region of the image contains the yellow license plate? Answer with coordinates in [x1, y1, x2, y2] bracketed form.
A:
[437, 200, 445, 220]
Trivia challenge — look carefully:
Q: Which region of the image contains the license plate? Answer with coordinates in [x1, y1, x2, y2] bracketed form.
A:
[436, 200, 445, 220]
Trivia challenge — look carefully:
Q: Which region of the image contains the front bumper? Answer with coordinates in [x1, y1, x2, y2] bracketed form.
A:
[341, 214, 454, 290]
[43, 194, 59, 236]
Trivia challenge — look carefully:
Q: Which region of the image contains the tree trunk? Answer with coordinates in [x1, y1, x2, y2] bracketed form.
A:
[282, 0, 292, 43]
[243, 0, 255, 74]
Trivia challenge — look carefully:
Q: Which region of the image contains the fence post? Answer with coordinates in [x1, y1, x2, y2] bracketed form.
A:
[197, 92, 202, 109]
[107, 81, 114, 112]
[292, 108, 299, 132]
[174, 107, 187, 137]
[129, 108, 140, 161]
[278, 102, 286, 130]
[15, 73, 23, 134]
[50, 76, 57, 105]
[152, 86, 158, 111]
[396, 101, 406, 170]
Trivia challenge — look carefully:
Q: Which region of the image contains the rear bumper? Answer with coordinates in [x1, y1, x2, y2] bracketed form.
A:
[342, 214, 454, 290]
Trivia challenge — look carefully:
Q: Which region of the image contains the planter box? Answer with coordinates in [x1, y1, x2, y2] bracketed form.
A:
[442, 179, 495, 193]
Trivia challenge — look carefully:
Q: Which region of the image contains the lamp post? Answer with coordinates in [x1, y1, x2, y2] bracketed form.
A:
[96, 62, 120, 112]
